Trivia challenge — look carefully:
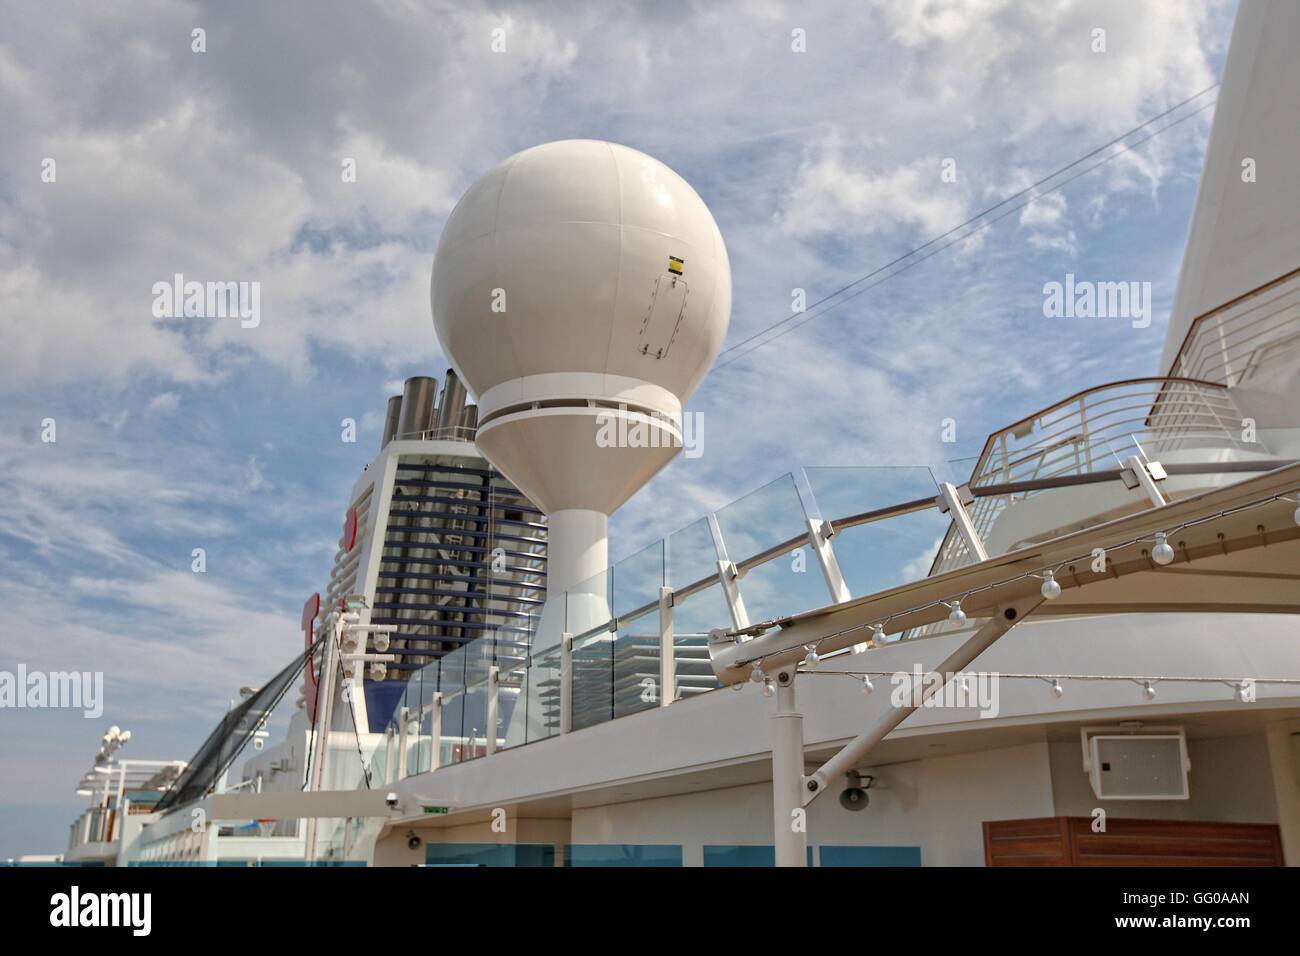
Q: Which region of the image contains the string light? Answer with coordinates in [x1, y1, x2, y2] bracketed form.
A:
[762, 677, 775, 698]
[946, 600, 967, 625]
[803, 645, 820, 670]
[1151, 532, 1175, 566]
[1040, 570, 1061, 600]
[871, 623, 887, 646]
[807, 670, 1300, 705]
[750, 662, 765, 684]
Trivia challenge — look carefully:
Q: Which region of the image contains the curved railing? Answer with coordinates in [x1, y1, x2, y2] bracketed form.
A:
[930, 377, 1250, 574]
[1167, 266, 1300, 385]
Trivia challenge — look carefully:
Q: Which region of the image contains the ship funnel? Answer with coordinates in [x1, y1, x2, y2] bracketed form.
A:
[458, 404, 479, 439]
[396, 376, 437, 440]
[380, 395, 403, 449]
[434, 369, 467, 435]
[432, 140, 731, 644]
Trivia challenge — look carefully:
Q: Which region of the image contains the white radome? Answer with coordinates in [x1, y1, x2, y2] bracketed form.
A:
[431, 140, 732, 619]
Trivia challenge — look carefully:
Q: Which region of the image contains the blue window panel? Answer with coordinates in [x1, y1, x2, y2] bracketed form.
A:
[703, 845, 814, 867]
[564, 844, 682, 867]
[424, 843, 555, 867]
[819, 845, 921, 867]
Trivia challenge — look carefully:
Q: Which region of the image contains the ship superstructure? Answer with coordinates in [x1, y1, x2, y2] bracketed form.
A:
[56, 0, 1300, 869]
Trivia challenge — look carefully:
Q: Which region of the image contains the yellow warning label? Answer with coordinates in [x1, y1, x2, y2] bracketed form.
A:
[668, 256, 684, 275]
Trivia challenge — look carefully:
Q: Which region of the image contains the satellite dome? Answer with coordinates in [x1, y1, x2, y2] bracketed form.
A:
[431, 140, 731, 615]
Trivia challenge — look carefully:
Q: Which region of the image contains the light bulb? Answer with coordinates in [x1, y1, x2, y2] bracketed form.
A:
[750, 662, 765, 684]
[1294, 504, 1300, 527]
[1237, 681, 1252, 703]
[762, 678, 775, 698]
[1051, 679, 1064, 699]
[871, 623, 886, 646]
[1041, 570, 1061, 599]
[1151, 532, 1175, 566]
[1143, 681, 1157, 700]
[947, 600, 966, 625]
[862, 675, 874, 694]
[804, 647, 820, 670]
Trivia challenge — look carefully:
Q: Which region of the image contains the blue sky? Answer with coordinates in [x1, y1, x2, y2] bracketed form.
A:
[0, 0, 1236, 856]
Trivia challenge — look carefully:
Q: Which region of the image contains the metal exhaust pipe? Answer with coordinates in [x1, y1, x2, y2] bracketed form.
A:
[434, 369, 467, 434]
[396, 376, 437, 440]
[457, 404, 478, 440]
[380, 395, 403, 450]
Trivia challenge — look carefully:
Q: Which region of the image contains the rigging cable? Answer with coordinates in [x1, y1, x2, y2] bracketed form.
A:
[713, 85, 1220, 370]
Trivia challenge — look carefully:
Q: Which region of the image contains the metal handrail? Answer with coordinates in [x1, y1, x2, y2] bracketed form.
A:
[1167, 265, 1300, 383]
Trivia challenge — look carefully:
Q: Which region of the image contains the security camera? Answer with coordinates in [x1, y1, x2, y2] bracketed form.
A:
[385, 792, 399, 809]
[840, 772, 873, 811]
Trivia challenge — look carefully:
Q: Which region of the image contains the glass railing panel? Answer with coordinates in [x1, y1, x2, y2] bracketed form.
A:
[735, 551, 841, 624]
[495, 621, 531, 751]
[713, 472, 805, 560]
[404, 669, 424, 776]
[524, 647, 561, 743]
[667, 516, 718, 591]
[567, 566, 612, 640]
[531, 589, 567, 655]
[437, 646, 467, 768]
[572, 629, 614, 730]
[802, 467, 948, 603]
[457, 639, 495, 761]
[612, 610, 661, 717]
[671, 581, 729, 695]
[611, 539, 665, 621]
[672, 630, 719, 698]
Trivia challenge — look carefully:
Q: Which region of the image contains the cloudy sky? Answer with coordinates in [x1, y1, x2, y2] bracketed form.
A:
[0, 0, 1236, 856]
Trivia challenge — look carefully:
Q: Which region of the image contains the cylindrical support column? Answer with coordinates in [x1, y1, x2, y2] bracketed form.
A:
[546, 509, 609, 596]
[771, 668, 807, 867]
[543, 509, 611, 644]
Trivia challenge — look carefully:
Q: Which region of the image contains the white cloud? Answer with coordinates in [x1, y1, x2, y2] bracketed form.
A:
[146, 391, 180, 414]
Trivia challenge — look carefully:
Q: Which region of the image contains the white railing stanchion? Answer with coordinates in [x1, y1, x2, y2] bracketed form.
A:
[560, 633, 574, 734]
[485, 666, 500, 755]
[658, 586, 675, 707]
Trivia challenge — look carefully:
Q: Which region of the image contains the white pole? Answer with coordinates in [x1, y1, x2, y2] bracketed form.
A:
[803, 598, 1040, 803]
[430, 693, 443, 771]
[396, 706, 409, 781]
[486, 667, 500, 756]
[658, 586, 675, 707]
[560, 633, 574, 734]
[304, 611, 342, 863]
[771, 668, 807, 868]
